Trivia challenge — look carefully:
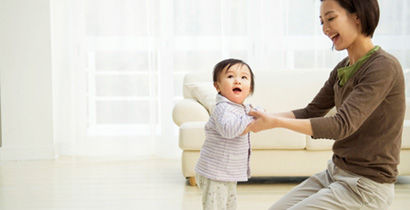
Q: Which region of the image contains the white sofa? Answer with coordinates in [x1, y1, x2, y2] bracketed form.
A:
[172, 71, 410, 185]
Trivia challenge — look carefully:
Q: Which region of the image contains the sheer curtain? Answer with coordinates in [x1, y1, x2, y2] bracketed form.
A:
[51, 0, 410, 158]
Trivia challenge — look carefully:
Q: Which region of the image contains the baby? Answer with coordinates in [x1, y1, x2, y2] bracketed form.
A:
[195, 58, 261, 210]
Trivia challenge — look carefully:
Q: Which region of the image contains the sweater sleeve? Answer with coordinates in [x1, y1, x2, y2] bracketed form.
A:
[213, 103, 254, 139]
[310, 60, 397, 140]
[292, 69, 338, 119]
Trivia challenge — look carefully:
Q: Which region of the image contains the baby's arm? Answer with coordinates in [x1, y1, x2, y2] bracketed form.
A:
[213, 103, 254, 139]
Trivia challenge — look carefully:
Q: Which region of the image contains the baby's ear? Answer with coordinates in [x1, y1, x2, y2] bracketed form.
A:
[214, 82, 220, 93]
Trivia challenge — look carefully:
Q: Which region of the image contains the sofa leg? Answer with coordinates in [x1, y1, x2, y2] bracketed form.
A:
[188, 177, 197, 186]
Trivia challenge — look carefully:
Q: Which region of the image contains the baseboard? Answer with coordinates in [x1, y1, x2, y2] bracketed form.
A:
[0, 145, 55, 160]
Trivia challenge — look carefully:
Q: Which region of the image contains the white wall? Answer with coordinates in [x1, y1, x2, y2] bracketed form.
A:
[0, 0, 55, 160]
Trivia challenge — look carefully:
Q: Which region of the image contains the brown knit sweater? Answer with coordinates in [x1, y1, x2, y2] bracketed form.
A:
[293, 48, 405, 183]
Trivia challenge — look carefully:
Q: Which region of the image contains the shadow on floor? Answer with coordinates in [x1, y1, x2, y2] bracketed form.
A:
[241, 176, 410, 185]
[241, 176, 309, 185]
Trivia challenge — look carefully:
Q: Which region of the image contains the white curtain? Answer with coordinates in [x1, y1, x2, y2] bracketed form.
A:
[51, 0, 410, 158]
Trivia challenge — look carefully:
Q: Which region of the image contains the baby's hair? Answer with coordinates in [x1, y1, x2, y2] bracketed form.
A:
[213, 58, 255, 94]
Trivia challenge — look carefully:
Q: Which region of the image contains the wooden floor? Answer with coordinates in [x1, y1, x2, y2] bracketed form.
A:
[0, 156, 409, 210]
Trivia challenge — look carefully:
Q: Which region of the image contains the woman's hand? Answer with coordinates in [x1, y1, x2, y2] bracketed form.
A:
[246, 110, 276, 133]
[246, 110, 314, 136]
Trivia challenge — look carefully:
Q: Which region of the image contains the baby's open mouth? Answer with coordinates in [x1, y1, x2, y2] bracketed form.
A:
[233, 87, 242, 93]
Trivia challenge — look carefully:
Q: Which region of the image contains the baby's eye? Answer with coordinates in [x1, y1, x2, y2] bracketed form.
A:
[227, 75, 234, 78]
[328, 17, 335, 22]
[242, 76, 248, 79]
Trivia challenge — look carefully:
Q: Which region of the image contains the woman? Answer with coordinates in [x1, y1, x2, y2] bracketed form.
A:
[247, 0, 405, 209]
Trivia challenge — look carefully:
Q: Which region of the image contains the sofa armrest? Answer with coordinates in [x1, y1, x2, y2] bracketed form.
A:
[179, 121, 207, 150]
[172, 99, 209, 126]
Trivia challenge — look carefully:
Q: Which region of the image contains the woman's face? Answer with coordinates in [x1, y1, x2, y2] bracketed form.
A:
[320, 0, 361, 51]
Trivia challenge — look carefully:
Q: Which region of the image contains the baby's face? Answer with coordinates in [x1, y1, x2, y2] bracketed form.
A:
[214, 64, 252, 104]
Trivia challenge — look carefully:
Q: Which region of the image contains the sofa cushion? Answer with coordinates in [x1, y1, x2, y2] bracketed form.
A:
[246, 71, 330, 113]
[179, 122, 306, 150]
[184, 82, 216, 113]
[306, 136, 334, 150]
[183, 71, 331, 114]
[183, 73, 213, 98]
[251, 129, 306, 149]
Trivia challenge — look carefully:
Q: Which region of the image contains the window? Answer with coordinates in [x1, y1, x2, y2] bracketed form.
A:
[53, 0, 410, 156]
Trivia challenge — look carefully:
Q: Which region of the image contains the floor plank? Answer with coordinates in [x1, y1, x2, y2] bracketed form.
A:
[0, 157, 408, 210]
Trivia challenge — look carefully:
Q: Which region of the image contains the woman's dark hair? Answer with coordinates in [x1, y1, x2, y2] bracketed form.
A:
[321, 0, 380, 37]
[213, 58, 255, 94]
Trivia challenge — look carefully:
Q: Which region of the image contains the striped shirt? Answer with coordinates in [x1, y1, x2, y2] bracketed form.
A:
[195, 94, 255, 182]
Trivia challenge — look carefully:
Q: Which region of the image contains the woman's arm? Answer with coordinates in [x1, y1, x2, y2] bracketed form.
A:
[246, 110, 313, 136]
[240, 110, 295, 135]
[272, 111, 296, 119]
